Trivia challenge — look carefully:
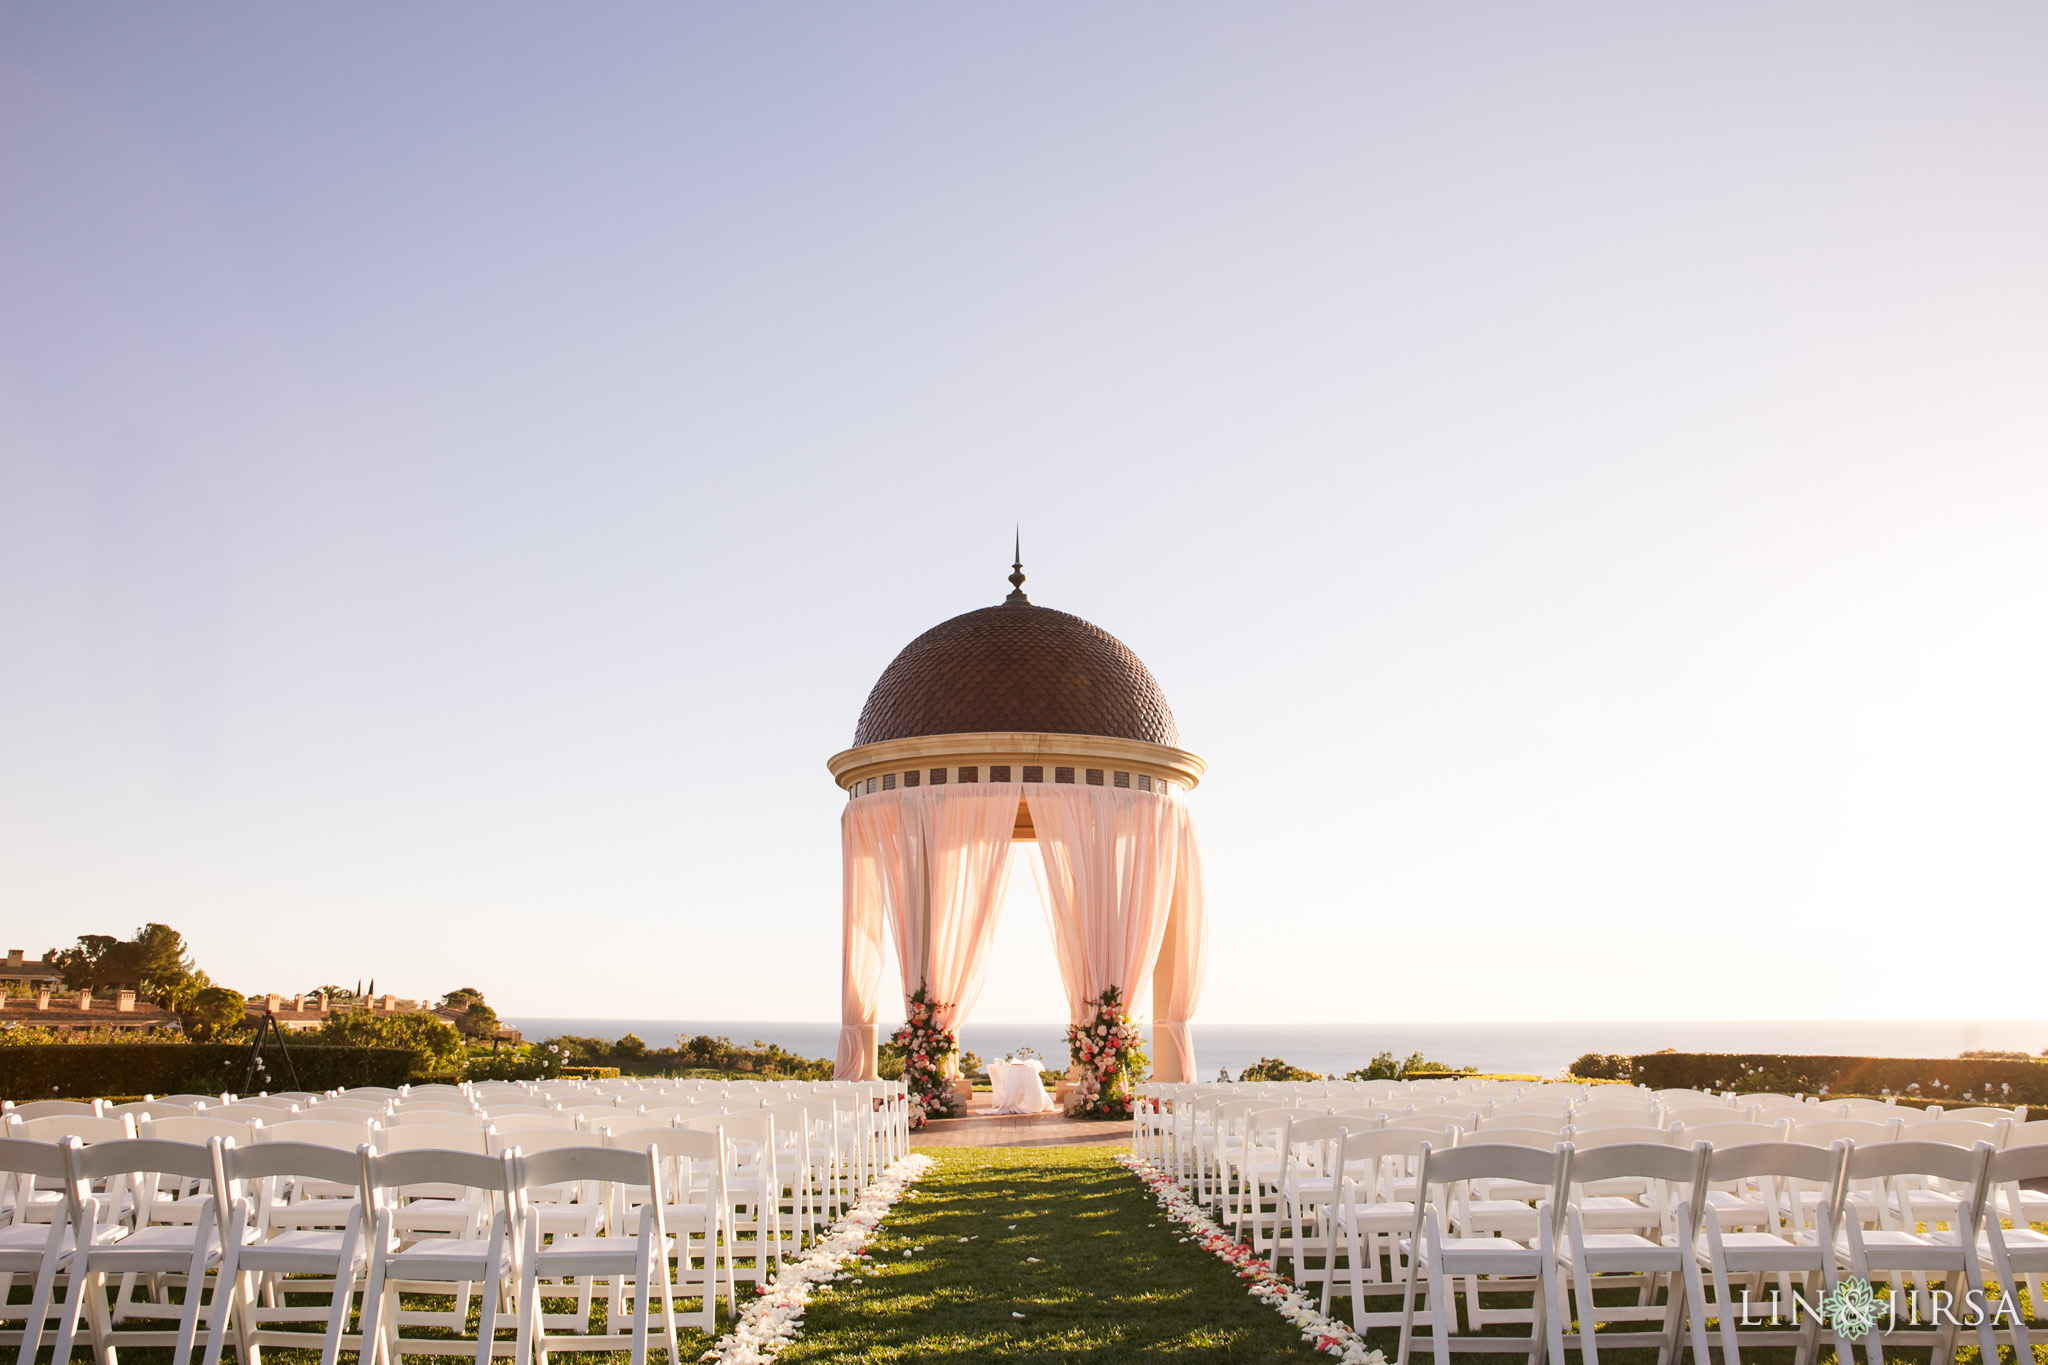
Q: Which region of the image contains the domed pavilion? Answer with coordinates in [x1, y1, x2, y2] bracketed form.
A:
[828, 549, 1209, 1084]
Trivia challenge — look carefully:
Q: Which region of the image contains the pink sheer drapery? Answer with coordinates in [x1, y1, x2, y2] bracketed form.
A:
[1150, 808, 1206, 1082]
[918, 784, 1023, 1032]
[1023, 785, 1184, 1025]
[836, 802, 888, 1079]
[834, 784, 1023, 1080]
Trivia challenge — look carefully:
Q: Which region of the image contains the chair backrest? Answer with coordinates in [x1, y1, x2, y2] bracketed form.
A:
[1670, 1120, 1790, 1148]
[481, 1112, 578, 1134]
[1789, 1118, 1901, 1145]
[1568, 1140, 1706, 1188]
[2001, 1121, 2048, 1149]
[139, 1115, 257, 1145]
[103, 1100, 181, 1121]
[1844, 1138, 1990, 1184]
[366, 1146, 512, 1191]
[67, 1137, 222, 1228]
[225, 1096, 303, 1114]
[517, 1143, 660, 1195]
[1936, 1107, 2023, 1126]
[1475, 1113, 1568, 1134]
[635, 1126, 727, 1162]
[304, 1102, 388, 1121]
[8, 1113, 137, 1145]
[1905, 1118, 2008, 1148]
[374, 1125, 488, 1155]
[217, 1139, 366, 1197]
[1458, 1127, 1570, 1149]
[206, 1103, 296, 1124]
[1665, 1105, 1757, 1128]
[488, 1128, 604, 1156]
[1571, 1125, 1673, 1148]
[0, 1135, 76, 1182]
[1418, 1140, 1570, 1198]
[1704, 1140, 1848, 1237]
[3, 1100, 105, 1120]
[256, 1119, 377, 1149]
[1382, 1114, 1468, 1136]
[386, 1110, 485, 1129]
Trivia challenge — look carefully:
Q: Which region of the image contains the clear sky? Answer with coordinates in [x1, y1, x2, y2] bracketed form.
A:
[4, 5, 2045, 1027]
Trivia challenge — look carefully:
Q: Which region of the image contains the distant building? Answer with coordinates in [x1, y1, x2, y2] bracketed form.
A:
[0, 984, 180, 1035]
[0, 949, 62, 995]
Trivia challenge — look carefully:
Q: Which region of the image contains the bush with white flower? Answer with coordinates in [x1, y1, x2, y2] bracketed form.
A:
[890, 982, 962, 1129]
[1065, 985, 1145, 1120]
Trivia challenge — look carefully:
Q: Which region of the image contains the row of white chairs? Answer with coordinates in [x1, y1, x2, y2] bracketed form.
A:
[1, 1131, 728, 1365]
[1, 1076, 912, 1365]
[1134, 1081, 2048, 1360]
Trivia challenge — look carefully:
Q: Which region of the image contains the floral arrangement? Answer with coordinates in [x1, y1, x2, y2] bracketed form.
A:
[1065, 984, 1145, 1119]
[1119, 1153, 1386, 1364]
[890, 982, 962, 1129]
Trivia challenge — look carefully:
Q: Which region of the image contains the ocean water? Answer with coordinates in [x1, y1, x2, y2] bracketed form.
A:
[502, 1017, 2048, 1082]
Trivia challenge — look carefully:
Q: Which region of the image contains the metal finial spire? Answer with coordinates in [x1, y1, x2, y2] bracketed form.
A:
[1004, 527, 1030, 605]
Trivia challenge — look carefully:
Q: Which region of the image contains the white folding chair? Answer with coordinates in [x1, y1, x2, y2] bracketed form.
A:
[1554, 1141, 1712, 1364]
[1323, 1128, 1435, 1333]
[1398, 1140, 1570, 1362]
[1835, 1138, 1999, 1362]
[357, 1147, 520, 1364]
[0, 1137, 82, 1365]
[513, 1145, 677, 1365]
[203, 1138, 373, 1365]
[53, 1137, 232, 1365]
[1695, 1140, 1849, 1364]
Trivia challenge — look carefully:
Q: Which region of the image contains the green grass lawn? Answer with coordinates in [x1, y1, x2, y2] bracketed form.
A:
[774, 1144, 1330, 1362]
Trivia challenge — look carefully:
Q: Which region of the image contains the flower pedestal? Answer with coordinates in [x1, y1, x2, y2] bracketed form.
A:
[1053, 1063, 1085, 1108]
[949, 1076, 974, 1110]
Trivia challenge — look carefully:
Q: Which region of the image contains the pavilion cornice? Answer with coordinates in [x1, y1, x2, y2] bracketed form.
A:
[826, 730, 1206, 795]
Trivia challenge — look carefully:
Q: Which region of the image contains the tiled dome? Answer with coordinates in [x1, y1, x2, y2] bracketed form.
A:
[854, 599, 1180, 748]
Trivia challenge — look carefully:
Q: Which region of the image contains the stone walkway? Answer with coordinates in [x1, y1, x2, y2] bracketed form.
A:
[913, 1100, 1129, 1148]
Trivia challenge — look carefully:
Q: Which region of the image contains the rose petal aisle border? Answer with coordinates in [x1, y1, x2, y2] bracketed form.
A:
[701, 1152, 935, 1364]
[1116, 1154, 1387, 1365]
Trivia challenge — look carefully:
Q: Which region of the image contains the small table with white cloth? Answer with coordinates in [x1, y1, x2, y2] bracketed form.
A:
[984, 1058, 1051, 1115]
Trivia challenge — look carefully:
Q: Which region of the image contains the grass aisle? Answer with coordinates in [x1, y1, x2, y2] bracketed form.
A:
[772, 1145, 1330, 1363]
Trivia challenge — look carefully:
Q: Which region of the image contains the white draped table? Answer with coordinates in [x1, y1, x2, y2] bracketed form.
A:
[985, 1059, 1051, 1115]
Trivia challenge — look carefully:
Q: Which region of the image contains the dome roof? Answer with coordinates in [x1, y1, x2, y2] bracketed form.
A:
[853, 598, 1181, 748]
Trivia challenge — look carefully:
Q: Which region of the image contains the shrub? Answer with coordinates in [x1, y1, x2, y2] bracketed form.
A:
[1568, 1052, 1634, 1081]
[1239, 1056, 1323, 1082]
[317, 1010, 465, 1072]
[182, 987, 248, 1042]
[1343, 1049, 1471, 1082]
[1630, 1053, 2048, 1105]
[0, 1043, 420, 1101]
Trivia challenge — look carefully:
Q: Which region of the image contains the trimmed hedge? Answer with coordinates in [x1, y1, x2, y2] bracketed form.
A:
[1630, 1053, 2048, 1106]
[0, 1044, 422, 1102]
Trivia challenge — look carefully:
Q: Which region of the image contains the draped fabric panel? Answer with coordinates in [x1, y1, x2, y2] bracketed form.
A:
[1150, 808, 1207, 1082]
[834, 783, 1022, 1079]
[920, 784, 1024, 1033]
[835, 806, 886, 1079]
[1023, 785, 1183, 1025]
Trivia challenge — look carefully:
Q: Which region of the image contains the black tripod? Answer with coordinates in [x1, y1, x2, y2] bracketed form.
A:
[241, 1008, 303, 1094]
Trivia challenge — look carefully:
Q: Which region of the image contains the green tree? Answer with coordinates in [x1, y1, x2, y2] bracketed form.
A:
[49, 924, 198, 1006]
[1238, 1056, 1322, 1082]
[456, 1001, 500, 1040]
[181, 986, 248, 1041]
[614, 1032, 646, 1059]
[1568, 1052, 1633, 1081]
[441, 987, 487, 1010]
[318, 1009, 465, 1072]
